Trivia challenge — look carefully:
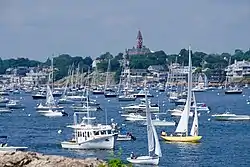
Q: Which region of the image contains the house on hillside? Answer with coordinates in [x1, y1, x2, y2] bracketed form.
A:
[147, 65, 167, 81]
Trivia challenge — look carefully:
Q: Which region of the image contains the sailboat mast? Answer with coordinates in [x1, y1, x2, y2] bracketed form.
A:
[51, 55, 54, 92]
[104, 59, 111, 91]
[145, 85, 150, 156]
[86, 69, 90, 124]
[186, 46, 192, 136]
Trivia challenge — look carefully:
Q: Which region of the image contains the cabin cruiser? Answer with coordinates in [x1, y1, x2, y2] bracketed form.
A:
[35, 103, 63, 111]
[0, 97, 9, 107]
[37, 109, 68, 117]
[58, 95, 86, 104]
[134, 90, 154, 98]
[0, 108, 12, 113]
[0, 136, 27, 152]
[122, 113, 146, 121]
[72, 105, 98, 112]
[121, 101, 159, 113]
[104, 92, 117, 98]
[225, 88, 242, 94]
[61, 112, 115, 149]
[6, 100, 24, 109]
[118, 94, 136, 101]
[92, 88, 104, 95]
[211, 112, 250, 121]
[32, 92, 46, 99]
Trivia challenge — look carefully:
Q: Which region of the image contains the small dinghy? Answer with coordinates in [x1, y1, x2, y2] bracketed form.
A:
[0, 136, 27, 152]
[212, 112, 250, 121]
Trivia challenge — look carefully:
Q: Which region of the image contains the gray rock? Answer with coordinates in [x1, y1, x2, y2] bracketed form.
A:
[0, 151, 107, 167]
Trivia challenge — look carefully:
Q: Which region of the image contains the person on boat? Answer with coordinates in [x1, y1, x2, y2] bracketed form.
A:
[130, 152, 136, 159]
[161, 130, 167, 136]
[194, 125, 198, 136]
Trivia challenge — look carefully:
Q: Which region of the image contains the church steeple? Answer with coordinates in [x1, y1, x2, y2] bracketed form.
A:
[136, 30, 143, 49]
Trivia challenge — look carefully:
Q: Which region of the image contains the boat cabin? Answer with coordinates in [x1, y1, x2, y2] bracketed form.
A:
[73, 124, 113, 143]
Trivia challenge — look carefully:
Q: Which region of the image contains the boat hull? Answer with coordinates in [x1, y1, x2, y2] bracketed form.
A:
[61, 135, 115, 149]
[212, 115, 250, 121]
[0, 146, 27, 152]
[104, 94, 117, 98]
[161, 135, 202, 142]
[225, 91, 242, 94]
[32, 95, 46, 100]
[127, 156, 159, 165]
[118, 97, 136, 101]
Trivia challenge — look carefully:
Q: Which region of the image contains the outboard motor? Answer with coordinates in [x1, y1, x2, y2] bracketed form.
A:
[62, 112, 68, 116]
[130, 134, 136, 141]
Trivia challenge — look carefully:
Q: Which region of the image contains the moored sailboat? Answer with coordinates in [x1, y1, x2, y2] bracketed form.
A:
[127, 87, 162, 165]
[161, 46, 202, 143]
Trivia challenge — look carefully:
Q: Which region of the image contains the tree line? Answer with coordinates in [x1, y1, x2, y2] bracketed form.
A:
[0, 48, 249, 81]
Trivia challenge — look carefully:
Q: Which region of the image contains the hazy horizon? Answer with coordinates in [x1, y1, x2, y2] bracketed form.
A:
[0, 0, 249, 61]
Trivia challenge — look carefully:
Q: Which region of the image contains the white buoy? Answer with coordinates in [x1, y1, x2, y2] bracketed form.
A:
[208, 118, 211, 121]
[247, 102, 250, 105]
[22, 109, 25, 111]
[217, 93, 220, 95]
[58, 130, 62, 134]
[28, 114, 31, 116]
[243, 94, 245, 97]
[108, 100, 110, 102]
[207, 111, 210, 114]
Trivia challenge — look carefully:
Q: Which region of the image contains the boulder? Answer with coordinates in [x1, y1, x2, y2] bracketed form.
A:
[0, 151, 106, 167]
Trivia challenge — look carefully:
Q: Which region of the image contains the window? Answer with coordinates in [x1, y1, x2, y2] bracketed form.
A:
[101, 131, 106, 135]
[94, 131, 99, 135]
[87, 132, 90, 137]
[82, 132, 85, 137]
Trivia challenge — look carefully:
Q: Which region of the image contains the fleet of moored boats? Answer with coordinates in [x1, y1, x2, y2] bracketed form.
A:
[0, 46, 250, 165]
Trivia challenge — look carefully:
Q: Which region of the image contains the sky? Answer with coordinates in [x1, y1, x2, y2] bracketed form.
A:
[0, 0, 249, 61]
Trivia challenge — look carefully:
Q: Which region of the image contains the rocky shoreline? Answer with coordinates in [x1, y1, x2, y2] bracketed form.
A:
[0, 151, 106, 167]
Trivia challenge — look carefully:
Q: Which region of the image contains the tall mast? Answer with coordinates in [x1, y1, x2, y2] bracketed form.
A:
[51, 55, 54, 92]
[186, 45, 192, 136]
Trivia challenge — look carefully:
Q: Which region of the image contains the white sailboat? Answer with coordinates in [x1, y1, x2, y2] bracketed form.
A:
[127, 87, 162, 165]
[161, 46, 202, 142]
[37, 85, 67, 117]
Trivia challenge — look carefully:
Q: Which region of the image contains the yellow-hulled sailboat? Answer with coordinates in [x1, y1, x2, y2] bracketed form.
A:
[161, 46, 202, 143]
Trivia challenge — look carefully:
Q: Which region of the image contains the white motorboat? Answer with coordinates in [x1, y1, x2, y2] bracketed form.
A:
[142, 115, 175, 126]
[121, 101, 159, 113]
[72, 105, 98, 112]
[61, 113, 115, 149]
[59, 95, 86, 102]
[117, 134, 136, 141]
[0, 136, 27, 152]
[6, 100, 24, 109]
[194, 103, 210, 112]
[211, 112, 250, 121]
[171, 110, 200, 117]
[0, 108, 11, 113]
[36, 103, 63, 111]
[134, 89, 154, 98]
[37, 109, 68, 117]
[61, 81, 115, 150]
[127, 87, 162, 165]
[118, 94, 136, 101]
[116, 124, 136, 141]
[124, 113, 146, 121]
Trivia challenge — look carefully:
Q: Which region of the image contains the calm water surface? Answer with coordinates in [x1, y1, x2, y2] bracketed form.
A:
[1, 89, 250, 167]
